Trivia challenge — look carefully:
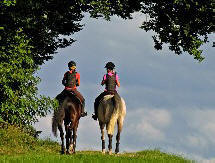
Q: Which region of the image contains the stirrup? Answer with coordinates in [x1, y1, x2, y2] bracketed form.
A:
[81, 112, 87, 117]
[92, 114, 98, 121]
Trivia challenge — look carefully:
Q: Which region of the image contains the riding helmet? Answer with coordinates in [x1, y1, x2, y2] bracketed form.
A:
[105, 62, 115, 69]
[68, 61, 76, 68]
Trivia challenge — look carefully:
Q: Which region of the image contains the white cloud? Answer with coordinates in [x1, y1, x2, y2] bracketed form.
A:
[186, 135, 208, 148]
[34, 114, 52, 132]
[184, 109, 215, 144]
[136, 121, 165, 141]
[142, 109, 171, 128]
[202, 159, 215, 163]
[34, 114, 58, 141]
[127, 108, 171, 141]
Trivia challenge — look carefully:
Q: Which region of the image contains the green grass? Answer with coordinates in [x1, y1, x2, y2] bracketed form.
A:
[0, 124, 192, 162]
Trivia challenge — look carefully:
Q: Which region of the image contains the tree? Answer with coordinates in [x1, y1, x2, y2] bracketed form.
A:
[0, 0, 86, 65]
[0, 0, 58, 125]
[0, 29, 55, 125]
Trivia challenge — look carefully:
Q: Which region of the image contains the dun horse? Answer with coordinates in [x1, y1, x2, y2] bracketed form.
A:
[52, 96, 81, 154]
[97, 95, 126, 154]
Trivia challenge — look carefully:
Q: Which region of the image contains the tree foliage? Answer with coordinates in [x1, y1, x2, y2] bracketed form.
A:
[1, 0, 85, 65]
[0, 30, 55, 125]
[140, 0, 214, 61]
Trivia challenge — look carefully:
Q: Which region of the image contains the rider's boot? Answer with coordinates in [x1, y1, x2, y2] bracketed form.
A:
[56, 95, 64, 106]
[81, 110, 87, 117]
[92, 114, 98, 121]
[92, 102, 98, 120]
[80, 101, 87, 117]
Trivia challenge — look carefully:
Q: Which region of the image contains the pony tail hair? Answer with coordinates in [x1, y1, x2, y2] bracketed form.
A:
[52, 104, 65, 137]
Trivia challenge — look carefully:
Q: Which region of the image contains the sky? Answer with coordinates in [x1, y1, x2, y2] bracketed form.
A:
[34, 13, 215, 162]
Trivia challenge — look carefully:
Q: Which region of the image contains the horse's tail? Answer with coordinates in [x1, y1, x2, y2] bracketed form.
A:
[112, 95, 120, 111]
[52, 105, 65, 137]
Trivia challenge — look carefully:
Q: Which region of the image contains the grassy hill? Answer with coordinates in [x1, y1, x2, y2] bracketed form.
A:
[0, 124, 191, 162]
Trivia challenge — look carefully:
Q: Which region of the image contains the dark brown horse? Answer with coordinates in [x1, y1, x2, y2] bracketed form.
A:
[52, 95, 81, 154]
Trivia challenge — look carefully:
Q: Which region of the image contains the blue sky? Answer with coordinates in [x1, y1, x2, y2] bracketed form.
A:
[34, 13, 215, 161]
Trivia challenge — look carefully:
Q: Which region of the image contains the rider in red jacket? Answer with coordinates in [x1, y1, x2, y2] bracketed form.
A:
[56, 61, 87, 117]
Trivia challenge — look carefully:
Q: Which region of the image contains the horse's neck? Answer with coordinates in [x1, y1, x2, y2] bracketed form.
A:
[101, 97, 115, 111]
[64, 98, 81, 115]
[70, 104, 81, 113]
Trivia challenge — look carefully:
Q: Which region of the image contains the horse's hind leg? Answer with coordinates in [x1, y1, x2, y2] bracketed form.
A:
[65, 123, 71, 154]
[115, 131, 120, 154]
[72, 127, 77, 154]
[99, 122, 105, 154]
[107, 117, 117, 155]
[58, 124, 65, 154]
[108, 134, 113, 155]
[115, 117, 124, 154]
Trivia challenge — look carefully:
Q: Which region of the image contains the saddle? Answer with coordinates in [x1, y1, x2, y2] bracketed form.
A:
[99, 91, 121, 107]
[66, 91, 82, 105]
[106, 91, 115, 95]
[98, 91, 115, 103]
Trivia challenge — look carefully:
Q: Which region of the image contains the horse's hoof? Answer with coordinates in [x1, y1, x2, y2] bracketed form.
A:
[61, 146, 65, 154]
[102, 149, 105, 154]
[115, 149, 119, 154]
[108, 150, 112, 155]
[69, 144, 73, 153]
[66, 151, 71, 155]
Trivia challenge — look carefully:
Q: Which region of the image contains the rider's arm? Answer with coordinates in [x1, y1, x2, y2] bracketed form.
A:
[101, 80, 105, 86]
[76, 73, 80, 87]
[62, 72, 67, 86]
[116, 80, 120, 87]
[101, 74, 106, 86]
[116, 74, 120, 87]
